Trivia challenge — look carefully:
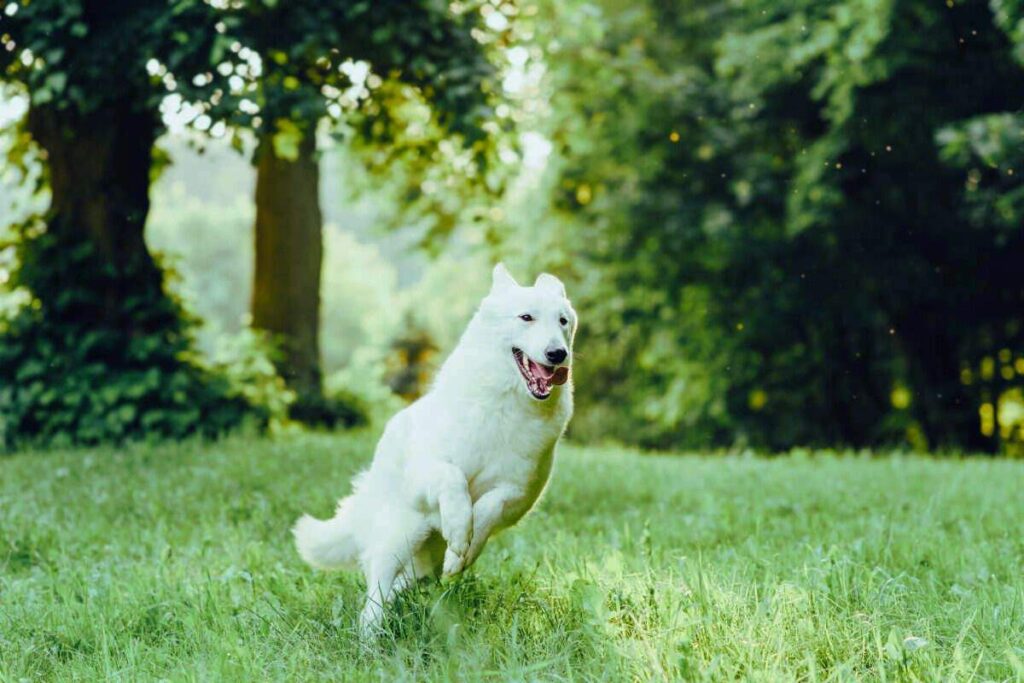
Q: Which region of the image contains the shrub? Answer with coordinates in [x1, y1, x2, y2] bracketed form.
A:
[0, 221, 263, 451]
[205, 327, 368, 428]
[287, 391, 368, 429]
[207, 327, 296, 427]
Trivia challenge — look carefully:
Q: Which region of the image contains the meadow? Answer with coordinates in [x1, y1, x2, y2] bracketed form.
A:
[1, 433, 1022, 681]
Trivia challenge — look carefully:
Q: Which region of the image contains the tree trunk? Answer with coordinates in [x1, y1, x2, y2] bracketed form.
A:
[252, 132, 324, 401]
[7, 99, 255, 448]
[26, 100, 167, 327]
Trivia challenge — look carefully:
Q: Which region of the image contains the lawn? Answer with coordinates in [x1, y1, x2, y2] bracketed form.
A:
[1, 433, 1022, 681]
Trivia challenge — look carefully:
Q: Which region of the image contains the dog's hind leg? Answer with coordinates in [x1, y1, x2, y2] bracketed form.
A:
[359, 554, 403, 637]
[358, 516, 431, 637]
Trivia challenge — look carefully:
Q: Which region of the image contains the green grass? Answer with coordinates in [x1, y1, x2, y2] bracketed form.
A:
[1, 433, 1022, 681]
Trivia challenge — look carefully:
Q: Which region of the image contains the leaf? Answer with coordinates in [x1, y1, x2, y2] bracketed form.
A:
[31, 88, 54, 105]
[45, 72, 67, 95]
[271, 119, 303, 161]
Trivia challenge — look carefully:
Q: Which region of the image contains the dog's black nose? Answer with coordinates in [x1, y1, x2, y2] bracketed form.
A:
[545, 347, 568, 364]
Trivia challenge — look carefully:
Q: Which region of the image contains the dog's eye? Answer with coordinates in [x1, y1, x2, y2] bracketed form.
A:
[519, 314, 534, 322]
[559, 316, 568, 326]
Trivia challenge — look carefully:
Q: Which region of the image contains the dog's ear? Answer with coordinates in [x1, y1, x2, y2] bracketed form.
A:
[492, 262, 519, 291]
[534, 273, 566, 297]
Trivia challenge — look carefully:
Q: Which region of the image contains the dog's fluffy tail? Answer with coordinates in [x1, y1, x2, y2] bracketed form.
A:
[293, 497, 360, 570]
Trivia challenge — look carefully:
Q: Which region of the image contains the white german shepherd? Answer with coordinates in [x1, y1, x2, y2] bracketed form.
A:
[293, 263, 576, 634]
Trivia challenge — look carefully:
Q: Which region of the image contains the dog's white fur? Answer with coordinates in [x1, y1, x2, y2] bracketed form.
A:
[293, 263, 576, 634]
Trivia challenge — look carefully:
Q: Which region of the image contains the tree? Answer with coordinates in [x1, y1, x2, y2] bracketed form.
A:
[679, 0, 1024, 451]
[252, 130, 323, 401]
[211, 0, 498, 416]
[517, 0, 1024, 451]
[0, 1, 257, 448]
[1, 2, 219, 308]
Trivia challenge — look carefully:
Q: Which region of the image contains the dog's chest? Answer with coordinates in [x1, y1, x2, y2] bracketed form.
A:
[459, 402, 566, 507]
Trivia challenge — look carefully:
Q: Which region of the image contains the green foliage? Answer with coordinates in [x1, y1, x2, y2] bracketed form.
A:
[145, 176, 255, 355]
[0, 220, 260, 451]
[206, 326, 368, 429]
[0, 0, 225, 115]
[222, 0, 497, 136]
[0, 1, 275, 450]
[2, 434, 1023, 678]
[213, 0, 511, 248]
[319, 226, 402, 372]
[288, 391, 368, 430]
[525, 0, 1024, 451]
[938, 112, 1024, 232]
[207, 328, 295, 426]
[4, 0, 1023, 455]
[146, 160, 403, 375]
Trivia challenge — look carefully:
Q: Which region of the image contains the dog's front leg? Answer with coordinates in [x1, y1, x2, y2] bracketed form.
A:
[418, 461, 473, 577]
[464, 485, 521, 569]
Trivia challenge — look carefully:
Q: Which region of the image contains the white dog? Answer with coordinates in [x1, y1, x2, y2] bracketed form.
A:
[293, 263, 576, 633]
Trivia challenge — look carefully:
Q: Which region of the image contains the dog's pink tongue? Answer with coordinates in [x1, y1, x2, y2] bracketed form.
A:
[551, 366, 570, 385]
[529, 359, 555, 379]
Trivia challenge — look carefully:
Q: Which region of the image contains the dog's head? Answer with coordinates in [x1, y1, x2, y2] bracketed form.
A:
[481, 263, 577, 401]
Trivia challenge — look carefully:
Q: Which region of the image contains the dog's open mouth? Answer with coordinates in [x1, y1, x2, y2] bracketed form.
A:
[513, 348, 569, 400]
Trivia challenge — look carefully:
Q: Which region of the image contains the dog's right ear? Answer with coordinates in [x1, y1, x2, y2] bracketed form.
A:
[491, 262, 519, 291]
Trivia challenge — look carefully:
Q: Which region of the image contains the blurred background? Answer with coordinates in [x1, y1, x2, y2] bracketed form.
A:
[1, 0, 1023, 455]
